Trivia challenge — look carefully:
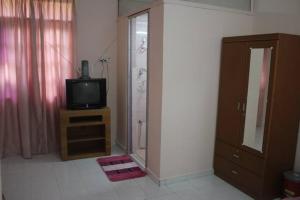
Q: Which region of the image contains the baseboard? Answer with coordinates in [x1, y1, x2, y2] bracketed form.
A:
[145, 167, 214, 187]
[159, 169, 214, 186]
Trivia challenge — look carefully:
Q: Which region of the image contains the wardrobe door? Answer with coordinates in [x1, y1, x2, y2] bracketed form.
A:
[240, 41, 277, 154]
[216, 42, 248, 146]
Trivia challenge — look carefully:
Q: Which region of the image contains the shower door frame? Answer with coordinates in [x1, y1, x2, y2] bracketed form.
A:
[127, 10, 150, 168]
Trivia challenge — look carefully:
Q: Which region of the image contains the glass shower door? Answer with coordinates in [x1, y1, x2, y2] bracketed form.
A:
[128, 12, 149, 166]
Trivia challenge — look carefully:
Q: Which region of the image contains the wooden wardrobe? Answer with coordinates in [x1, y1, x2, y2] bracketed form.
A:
[214, 34, 300, 200]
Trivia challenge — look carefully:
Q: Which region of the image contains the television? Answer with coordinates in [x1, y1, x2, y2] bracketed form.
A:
[66, 78, 107, 110]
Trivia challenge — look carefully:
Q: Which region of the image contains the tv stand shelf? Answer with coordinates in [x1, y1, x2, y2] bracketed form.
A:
[60, 108, 111, 160]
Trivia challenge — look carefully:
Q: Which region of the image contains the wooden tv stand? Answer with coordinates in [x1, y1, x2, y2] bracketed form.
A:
[60, 107, 111, 160]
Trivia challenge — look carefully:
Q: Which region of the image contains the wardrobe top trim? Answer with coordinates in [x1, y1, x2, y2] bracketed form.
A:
[223, 33, 300, 43]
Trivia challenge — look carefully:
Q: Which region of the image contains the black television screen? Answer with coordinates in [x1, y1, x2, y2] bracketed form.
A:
[66, 79, 106, 109]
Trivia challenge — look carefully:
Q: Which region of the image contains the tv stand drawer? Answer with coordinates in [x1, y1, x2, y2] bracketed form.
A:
[61, 108, 110, 124]
[69, 115, 103, 123]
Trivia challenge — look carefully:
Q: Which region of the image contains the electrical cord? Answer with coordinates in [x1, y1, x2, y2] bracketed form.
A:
[96, 59, 110, 96]
[100, 61, 105, 78]
[89, 58, 110, 96]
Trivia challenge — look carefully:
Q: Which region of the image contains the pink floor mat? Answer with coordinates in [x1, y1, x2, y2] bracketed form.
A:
[97, 155, 146, 182]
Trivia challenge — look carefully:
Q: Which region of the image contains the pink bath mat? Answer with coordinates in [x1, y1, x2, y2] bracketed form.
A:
[97, 155, 147, 182]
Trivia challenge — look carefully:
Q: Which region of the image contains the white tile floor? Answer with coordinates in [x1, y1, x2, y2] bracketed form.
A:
[1, 146, 253, 200]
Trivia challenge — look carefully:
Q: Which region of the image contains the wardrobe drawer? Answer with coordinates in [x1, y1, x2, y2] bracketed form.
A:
[215, 140, 264, 176]
[214, 156, 263, 198]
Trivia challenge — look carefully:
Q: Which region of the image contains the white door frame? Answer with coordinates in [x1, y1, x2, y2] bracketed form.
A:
[127, 10, 150, 168]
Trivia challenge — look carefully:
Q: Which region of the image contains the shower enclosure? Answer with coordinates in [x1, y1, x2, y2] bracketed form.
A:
[128, 12, 149, 166]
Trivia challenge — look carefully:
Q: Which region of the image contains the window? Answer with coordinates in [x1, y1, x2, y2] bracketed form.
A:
[0, 0, 75, 103]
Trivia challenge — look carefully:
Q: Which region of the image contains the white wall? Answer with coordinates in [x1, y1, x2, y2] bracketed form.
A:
[159, 1, 254, 180]
[254, 0, 300, 15]
[253, 0, 300, 34]
[119, 0, 154, 16]
[116, 17, 129, 150]
[119, 0, 252, 15]
[184, 0, 251, 11]
[76, 0, 118, 143]
[147, 3, 165, 179]
[158, 0, 300, 179]
[254, 13, 300, 34]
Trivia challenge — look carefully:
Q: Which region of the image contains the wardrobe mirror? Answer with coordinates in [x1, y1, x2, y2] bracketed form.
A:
[242, 47, 272, 152]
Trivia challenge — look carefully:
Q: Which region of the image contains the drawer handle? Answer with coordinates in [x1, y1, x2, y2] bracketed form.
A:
[231, 170, 239, 175]
[237, 102, 241, 112]
[233, 154, 239, 159]
[242, 102, 246, 113]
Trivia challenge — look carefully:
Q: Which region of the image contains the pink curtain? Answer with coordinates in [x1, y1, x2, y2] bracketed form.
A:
[0, 0, 75, 158]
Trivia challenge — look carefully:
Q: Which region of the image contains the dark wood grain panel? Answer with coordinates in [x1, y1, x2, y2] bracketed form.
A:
[261, 34, 300, 200]
[223, 34, 278, 43]
[214, 156, 263, 198]
[215, 140, 264, 176]
[214, 33, 300, 200]
[216, 42, 248, 146]
[223, 33, 296, 43]
[60, 108, 111, 160]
